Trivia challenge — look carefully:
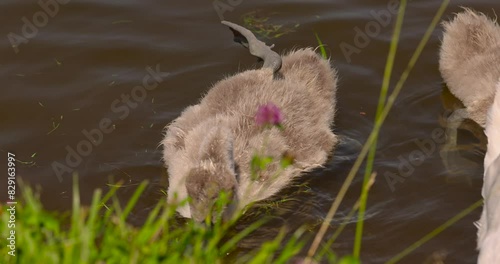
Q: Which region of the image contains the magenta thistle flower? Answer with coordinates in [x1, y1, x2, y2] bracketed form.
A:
[255, 103, 283, 127]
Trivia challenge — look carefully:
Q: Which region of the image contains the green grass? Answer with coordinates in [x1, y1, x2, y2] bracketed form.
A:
[354, 0, 406, 257]
[0, 176, 302, 264]
[1, 175, 361, 264]
[310, 1, 460, 263]
[314, 32, 328, 59]
[2, 1, 481, 263]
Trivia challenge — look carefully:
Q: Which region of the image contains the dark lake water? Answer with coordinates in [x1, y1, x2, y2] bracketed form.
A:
[2, 0, 499, 263]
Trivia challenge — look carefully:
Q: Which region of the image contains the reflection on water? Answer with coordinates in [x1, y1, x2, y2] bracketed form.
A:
[2, 0, 499, 263]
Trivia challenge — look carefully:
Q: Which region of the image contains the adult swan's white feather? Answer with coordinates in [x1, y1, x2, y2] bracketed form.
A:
[478, 80, 500, 263]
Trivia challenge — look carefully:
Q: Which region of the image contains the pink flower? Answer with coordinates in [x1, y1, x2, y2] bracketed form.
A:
[255, 103, 283, 127]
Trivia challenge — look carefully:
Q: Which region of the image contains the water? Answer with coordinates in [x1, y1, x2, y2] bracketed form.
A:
[1, 0, 499, 263]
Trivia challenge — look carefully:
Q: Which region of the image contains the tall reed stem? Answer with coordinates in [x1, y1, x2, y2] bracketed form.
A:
[353, 0, 407, 258]
[306, 0, 450, 261]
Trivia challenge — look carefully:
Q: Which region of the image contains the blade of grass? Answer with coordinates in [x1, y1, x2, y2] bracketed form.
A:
[81, 189, 102, 263]
[220, 218, 268, 253]
[306, 0, 450, 260]
[248, 228, 288, 264]
[62, 174, 81, 264]
[71, 173, 81, 231]
[315, 32, 328, 59]
[385, 199, 482, 264]
[7, 179, 307, 263]
[148, 201, 176, 244]
[120, 180, 148, 222]
[101, 181, 123, 204]
[102, 181, 124, 221]
[274, 228, 306, 264]
[319, 173, 377, 260]
[354, 0, 407, 258]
